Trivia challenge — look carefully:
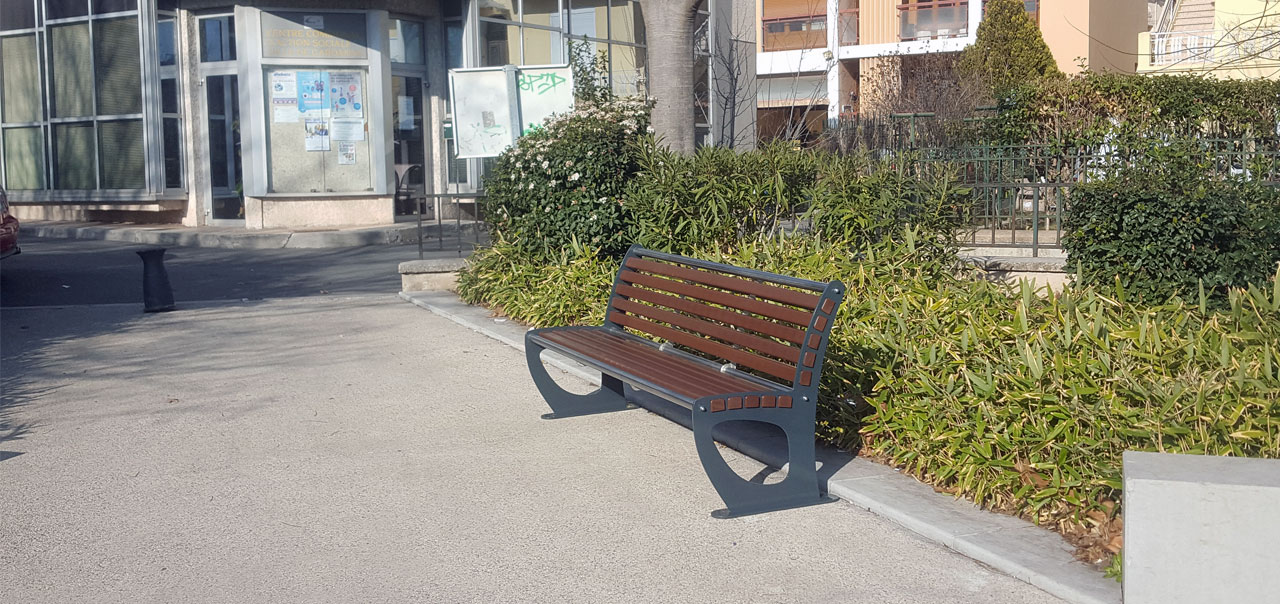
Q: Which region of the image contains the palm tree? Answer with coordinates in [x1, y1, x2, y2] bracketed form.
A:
[636, 0, 703, 154]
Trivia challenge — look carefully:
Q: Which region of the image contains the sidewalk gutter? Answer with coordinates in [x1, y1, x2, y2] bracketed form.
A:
[22, 221, 469, 249]
[399, 290, 1121, 604]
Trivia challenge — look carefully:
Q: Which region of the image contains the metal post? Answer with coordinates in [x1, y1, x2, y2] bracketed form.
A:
[136, 248, 176, 313]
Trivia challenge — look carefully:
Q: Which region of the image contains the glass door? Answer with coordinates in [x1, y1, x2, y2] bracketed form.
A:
[391, 74, 425, 217]
[197, 13, 243, 224]
[205, 74, 243, 221]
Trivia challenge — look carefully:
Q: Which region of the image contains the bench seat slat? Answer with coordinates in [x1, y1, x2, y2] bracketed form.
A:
[614, 283, 807, 345]
[539, 329, 750, 397]
[611, 297, 801, 365]
[625, 258, 821, 311]
[534, 328, 761, 400]
[609, 312, 797, 382]
[618, 270, 813, 327]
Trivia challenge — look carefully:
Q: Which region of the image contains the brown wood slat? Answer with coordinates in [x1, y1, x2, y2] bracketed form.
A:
[539, 329, 754, 398]
[614, 283, 806, 344]
[541, 332, 719, 398]
[612, 298, 801, 364]
[609, 312, 796, 382]
[567, 330, 755, 395]
[618, 270, 812, 327]
[626, 258, 821, 310]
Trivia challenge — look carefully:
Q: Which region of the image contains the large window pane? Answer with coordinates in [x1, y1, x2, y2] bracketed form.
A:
[46, 0, 89, 20]
[157, 17, 176, 65]
[94, 17, 142, 115]
[200, 16, 235, 62]
[523, 0, 559, 27]
[1, 0, 38, 31]
[98, 119, 144, 188]
[569, 0, 605, 38]
[522, 26, 563, 65]
[609, 0, 640, 44]
[478, 0, 514, 20]
[162, 117, 181, 189]
[389, 19, 424, 64]
[480, 20, 517, 66]
[3, 126, 45, 189]
[161, 78, 178, 114]
[92, 0, 135, 14]
[610, 43, 643, 96]
[1, 34, 42, 123]
[50, 23, 93, 118]
[53, 122, 95, 189]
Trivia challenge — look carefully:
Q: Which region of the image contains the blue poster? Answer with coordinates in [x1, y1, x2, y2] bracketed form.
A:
[296, 71, 329, 114]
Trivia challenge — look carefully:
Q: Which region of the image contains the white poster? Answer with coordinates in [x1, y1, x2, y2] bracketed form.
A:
[270, 71, 299, 123]
[397, 95, 415, 130]
[329, 71, 363, 118]
[304, 119, 329, 151]
[338, 142, 356, 165]
[331, 118, 365, 141]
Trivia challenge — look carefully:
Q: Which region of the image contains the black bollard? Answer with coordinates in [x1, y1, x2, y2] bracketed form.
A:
[136, 248, 176, 313]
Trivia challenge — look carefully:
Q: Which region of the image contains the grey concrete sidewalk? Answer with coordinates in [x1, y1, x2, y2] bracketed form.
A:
[3, 295, 1062, 603]
[21, 220, 483, 249]
[401, 290, 1120, 604]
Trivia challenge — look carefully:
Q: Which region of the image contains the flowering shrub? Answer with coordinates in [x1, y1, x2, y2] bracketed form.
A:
[484, 98, 651, 259]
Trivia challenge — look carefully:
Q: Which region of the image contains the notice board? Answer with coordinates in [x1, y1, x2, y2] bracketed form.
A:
[448, 65, 574, 159]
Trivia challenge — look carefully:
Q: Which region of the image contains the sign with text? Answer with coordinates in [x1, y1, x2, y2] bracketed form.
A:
[261, 11, 367, 59]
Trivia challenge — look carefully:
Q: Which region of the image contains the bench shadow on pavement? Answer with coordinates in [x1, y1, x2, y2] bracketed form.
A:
[626, 387, 855, 493]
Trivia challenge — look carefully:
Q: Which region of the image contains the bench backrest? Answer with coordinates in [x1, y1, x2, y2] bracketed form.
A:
[604, 246, 844, 390]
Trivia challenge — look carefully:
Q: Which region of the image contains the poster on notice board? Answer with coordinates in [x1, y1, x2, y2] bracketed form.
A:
[297, 71, 329, 115]
[304, 119, 329, 151]
[329, 71, 363, 118]
[271, 71, 299, 123]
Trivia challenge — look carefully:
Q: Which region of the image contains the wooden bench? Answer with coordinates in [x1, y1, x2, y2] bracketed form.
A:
[525, 245, 846, 517]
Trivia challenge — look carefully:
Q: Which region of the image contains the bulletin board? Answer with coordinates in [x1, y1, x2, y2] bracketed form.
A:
[448, 65, 574, 159]
[448, 68, 517, 159]
[264, 68, 373, 193]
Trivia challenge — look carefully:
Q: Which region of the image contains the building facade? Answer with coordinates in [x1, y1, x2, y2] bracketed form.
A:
[755, 0, 1148, 135]
[1138, 0, 1280, 78]
[0, 0, 659, 229]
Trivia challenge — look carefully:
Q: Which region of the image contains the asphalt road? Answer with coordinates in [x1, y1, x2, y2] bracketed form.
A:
[0, 237, 463, 307]
[1, 295, 1062, 603]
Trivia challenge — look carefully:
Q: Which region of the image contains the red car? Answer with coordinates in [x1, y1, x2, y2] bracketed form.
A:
[0, 189, 19, 260]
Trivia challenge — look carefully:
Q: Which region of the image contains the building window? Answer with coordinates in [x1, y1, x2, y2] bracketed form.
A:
[0, 0, 172, 192]
[389, 18, 424, 64]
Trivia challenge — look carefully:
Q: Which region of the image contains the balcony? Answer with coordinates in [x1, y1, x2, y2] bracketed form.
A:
[898, 1, 968, 42]
[1148, 29, 1280, 67]
[762, 15, 826, 52]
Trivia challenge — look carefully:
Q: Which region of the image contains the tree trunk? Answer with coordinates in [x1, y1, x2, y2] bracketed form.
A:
[637, 0, 702, 154]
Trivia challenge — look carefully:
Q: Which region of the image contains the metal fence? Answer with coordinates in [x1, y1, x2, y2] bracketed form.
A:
[414, 192, 488, 259]
[910, 141, 1280, 256]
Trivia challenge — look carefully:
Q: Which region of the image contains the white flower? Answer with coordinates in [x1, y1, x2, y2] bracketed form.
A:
[541, 161, 550, 169]
[569, 172, 580, 181]
[548, 180, 558, 188]
[565, 160, 574, 167]
[544, 205, 551, 212]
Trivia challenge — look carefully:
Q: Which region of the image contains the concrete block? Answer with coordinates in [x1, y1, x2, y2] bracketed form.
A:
[399, 258, 468, 292]
[1123, 451, 1280, 604]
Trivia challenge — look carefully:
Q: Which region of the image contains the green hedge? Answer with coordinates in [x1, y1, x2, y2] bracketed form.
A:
[1065, 153, 1280, 302]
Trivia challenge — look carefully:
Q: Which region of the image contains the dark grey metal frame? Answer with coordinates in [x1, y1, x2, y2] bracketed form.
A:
[525, 245, 846, 518]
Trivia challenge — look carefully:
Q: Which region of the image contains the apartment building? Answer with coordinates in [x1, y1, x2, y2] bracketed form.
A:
[1139, 0, 1280, 78]
[755, 0, 1147, 136]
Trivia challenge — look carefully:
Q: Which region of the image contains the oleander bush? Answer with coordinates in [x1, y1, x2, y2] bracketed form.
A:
[483, 98, 650, 260]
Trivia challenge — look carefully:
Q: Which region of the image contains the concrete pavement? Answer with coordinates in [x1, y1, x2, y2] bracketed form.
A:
[1, 295, 1062, 603]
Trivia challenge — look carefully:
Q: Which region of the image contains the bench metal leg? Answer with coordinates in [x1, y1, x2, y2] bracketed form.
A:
[692, 408, 833, 518]
[526, 342, 633, 420]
